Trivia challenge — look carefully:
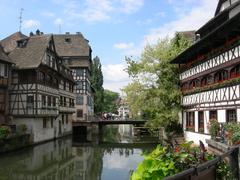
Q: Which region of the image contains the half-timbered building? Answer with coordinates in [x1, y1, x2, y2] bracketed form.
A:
[53, 33, 94, 121]
[0, 46, 13, 124]
[172, 0, 240, 144]
[7, 34, 75, 143]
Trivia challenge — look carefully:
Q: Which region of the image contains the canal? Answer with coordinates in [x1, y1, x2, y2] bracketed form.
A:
[0, 125, 158, 180]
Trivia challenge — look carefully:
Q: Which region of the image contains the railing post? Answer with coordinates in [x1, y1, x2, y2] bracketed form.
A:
[229, 147, 239, 179]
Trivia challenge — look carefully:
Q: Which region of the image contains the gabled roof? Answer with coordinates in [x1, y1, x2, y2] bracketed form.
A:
[0, 45, 13, 64]
[0, 32, 28, 53]
[9, 35, 52, 69]
[53, 33, 91, 57]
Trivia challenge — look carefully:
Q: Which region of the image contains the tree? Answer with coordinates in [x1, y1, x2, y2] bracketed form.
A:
[123, 33, 192, 130]
[102, 89, 119, 113]
[91, 56, 104, 114]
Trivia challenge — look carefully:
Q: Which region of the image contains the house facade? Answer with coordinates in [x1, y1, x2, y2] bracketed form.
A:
[172, 0, 240, 144]
[4, 33, 75, 143]
[0, 46, 13, 124]
[53, 33, 94, 122]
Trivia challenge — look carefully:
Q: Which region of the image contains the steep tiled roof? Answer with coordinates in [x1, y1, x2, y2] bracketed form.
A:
[53, 33, 91, 57]
[0, 32, 28, 53]
[0, 45, 12, 64]
[9, 35, 51, 69]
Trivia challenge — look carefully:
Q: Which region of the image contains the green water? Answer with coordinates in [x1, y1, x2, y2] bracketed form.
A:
[0, 125, 158, 180]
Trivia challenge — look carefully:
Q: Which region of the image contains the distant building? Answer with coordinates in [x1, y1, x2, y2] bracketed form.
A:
[53, 33, 94, 121]
[0, 45, 13, 124]
[1, 32, 75, 143]
[117, 98, 130, 119]
[172, 0, 240, 145]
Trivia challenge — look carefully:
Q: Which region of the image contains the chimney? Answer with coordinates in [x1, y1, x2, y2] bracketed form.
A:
[29, 32, 34, 36]
[65, 32, 70, 35]
[36, 29, 40, 35]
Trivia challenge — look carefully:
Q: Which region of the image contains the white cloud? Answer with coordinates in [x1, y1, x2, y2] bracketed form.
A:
[63, 0, 114, 23]
[23, 19, 40, 29]
[120, 0, 144, 14]
[143, 0, 218, 44]
[114, 42, 134, 50]
[102, 63, 130, 93]
[54, 18, 63, 26]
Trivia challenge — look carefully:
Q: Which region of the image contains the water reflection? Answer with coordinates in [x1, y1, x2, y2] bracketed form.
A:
[0, 125, 157, 180]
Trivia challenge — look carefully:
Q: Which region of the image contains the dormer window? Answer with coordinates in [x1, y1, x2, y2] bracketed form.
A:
[17, 39, 28, 48]
[220, 0, 230, 12]
[65, 38, 71, 43]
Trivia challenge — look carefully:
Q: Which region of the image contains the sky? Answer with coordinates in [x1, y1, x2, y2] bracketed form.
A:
[0, 0, 218, 94]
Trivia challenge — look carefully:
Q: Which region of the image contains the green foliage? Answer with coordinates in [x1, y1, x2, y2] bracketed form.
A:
[0, 126, 11, 139]
[224, 123, 240, 145]
[216, 161, 233, 180]
[91, 56, 104, 114]
[131, 142, 232, 180]
[102, 89, 119, 113]
[209, 119, 220, 140]
[123, 33, 192, 129]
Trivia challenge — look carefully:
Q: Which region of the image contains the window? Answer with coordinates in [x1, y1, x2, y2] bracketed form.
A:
[76, 69, 84, 77]
[201, 77, 207, 87]
[27, 95, 34, 108]
[214, 70, 228, 83]
[77, 109, 83, 118]
[230, 65, 240, 78]
[48, 96, 52, 107]
[43, 118, 47, 128]
[66, 115, 68, 124]
[63, 81, 66, 90]
[0, 63, 8, 77]
[186, 112, 195, 131]
[76, 81, 83, 90]
[60, 96, 63, 106]
[53, 97, 56, 107]
[4, 64, 8, 77]
[181, 83, 188, 91]
[65, 38, 71, 43]
[76, 96, 84, 105]
[42, 95, 46, 107]
[64, 97, 66, 106]
[46, 55, 51, 66]
[51, 118, 54, 128]
[53, 78, 58, 88]
[62, 115, 65, 125]
[227, 109, 237, 123]
[52, 58, 56, 69]
[39, 71, 45, 83]
[189, 79, 200, 89]
[198, 111, 204, 133]
[209, 110, 217, 120]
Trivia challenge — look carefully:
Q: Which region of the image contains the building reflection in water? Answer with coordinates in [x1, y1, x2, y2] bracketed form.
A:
[0, 125, 155, 180]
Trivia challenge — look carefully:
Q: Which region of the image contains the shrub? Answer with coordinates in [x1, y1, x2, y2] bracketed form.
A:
[208, 119, 220, 139]
[0, 126, 11, 139]
[224, 123, 240, 145]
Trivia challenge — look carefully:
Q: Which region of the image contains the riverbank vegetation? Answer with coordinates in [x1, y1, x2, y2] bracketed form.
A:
[123, 34, 192, 131]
